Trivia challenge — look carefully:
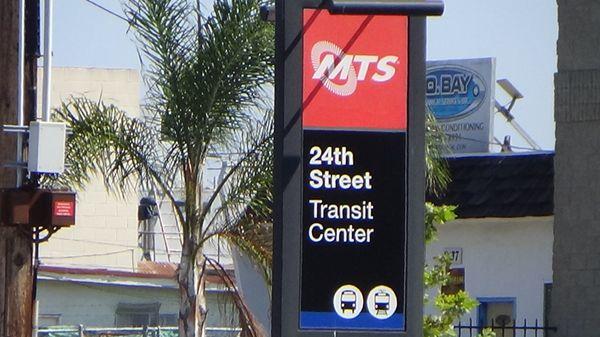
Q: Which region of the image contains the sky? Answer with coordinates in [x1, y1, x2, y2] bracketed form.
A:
[52, 0, 558, 150]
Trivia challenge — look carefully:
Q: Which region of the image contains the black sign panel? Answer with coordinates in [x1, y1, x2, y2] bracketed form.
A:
[301, 130, 406, 330]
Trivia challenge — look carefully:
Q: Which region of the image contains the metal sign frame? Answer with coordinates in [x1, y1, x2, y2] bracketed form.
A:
[273, 2, 441, 337]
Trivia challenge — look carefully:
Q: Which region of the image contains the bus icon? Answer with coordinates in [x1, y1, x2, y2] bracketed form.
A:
[340, 290, 357, 313]
[333, 285, 363, 319]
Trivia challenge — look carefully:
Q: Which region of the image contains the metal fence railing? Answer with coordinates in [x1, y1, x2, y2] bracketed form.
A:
[37, 325, 242, 337]
[454, 318, 557, 337]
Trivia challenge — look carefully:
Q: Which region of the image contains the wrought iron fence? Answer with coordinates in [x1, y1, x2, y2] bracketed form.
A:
[454, 318, 557, 337]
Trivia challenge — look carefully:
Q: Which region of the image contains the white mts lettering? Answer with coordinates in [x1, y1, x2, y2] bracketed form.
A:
[312, 54, 353, 80]
[353, 55, 378, 80]
[372, 56, 399, 82]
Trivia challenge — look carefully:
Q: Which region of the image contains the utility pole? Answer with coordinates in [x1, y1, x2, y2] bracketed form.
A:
[0, 0, 35, 336]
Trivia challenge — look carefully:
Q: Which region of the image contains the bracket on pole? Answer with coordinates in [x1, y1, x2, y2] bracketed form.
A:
[261, 0, 443, 22]
[327, 0, 444, 15]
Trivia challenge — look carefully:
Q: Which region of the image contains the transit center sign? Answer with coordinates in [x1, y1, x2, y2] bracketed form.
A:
[300, 9, 408, 331]
[272, 2, 442, 337]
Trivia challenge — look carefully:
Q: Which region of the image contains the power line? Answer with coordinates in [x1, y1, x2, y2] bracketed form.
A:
[83, 0, 131, 23]
[39, 262, 138, 272]
[51, 237, 138, 249]
[41, 248, 134, 259]
[46, 237, 176, 254]
[45, 237, 226, 259]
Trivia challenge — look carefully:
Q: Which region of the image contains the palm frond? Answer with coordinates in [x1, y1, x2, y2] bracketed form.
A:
[200, 108, 273, 235]
[125, 0, 274, 174]
[44, 97, 186, 226]
[204, 256, 269, 337]
[425, 110, 451, 195]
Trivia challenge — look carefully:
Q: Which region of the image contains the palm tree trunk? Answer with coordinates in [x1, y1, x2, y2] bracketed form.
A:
[178, 239, 208, 337]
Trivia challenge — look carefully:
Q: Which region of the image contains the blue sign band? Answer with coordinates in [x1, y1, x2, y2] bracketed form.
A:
[300, 312, 405, 330]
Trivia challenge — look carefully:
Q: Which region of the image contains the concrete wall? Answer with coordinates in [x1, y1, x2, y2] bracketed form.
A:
[552, 1, 600, 336]
[37, 67, 142, 270]
[425, 217, 553, 323]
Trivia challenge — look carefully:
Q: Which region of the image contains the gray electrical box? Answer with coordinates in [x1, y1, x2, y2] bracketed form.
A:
[28, 121, 67, 174]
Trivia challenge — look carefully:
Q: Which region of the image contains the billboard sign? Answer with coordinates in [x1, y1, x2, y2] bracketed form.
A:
[426, 58, 495, 153]
[300, 9, 408, 331]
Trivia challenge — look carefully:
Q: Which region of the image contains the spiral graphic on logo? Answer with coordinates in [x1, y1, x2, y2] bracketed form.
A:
[311, 41, 358, 96]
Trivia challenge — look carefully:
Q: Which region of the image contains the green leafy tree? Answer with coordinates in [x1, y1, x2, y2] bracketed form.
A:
[423, 115, 494, 337]
[48, 0, 274, 336]
[423, 203, 475, 337]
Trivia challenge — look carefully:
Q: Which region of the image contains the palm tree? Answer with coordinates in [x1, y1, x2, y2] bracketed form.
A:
[48, 0, 274, 336]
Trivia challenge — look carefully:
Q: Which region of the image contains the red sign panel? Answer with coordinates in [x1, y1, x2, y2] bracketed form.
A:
[53, 201, 75, 217]
[302, 9, 408, 131]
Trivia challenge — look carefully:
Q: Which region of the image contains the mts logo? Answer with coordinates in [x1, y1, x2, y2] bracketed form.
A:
[311, 41, 399, 96]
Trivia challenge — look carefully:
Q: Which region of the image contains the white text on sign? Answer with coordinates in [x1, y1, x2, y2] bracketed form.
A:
[306, 146, 376, 244]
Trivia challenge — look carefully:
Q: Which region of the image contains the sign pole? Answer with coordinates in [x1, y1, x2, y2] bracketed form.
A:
[274, 2, 443, 337]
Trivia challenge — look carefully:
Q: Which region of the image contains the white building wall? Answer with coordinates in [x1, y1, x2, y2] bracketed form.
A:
[37, 279, 238, 328]
[37, 67, 142, 270]
[232, 247, 271, 335]
[38, 280, 179, 327]
[425, 216, 553, 323]
[37, 67, 141, 119]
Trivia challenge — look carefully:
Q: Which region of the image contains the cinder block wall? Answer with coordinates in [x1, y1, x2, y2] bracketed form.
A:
[551, 2, 600, 336]
[38, 67, 142, 271]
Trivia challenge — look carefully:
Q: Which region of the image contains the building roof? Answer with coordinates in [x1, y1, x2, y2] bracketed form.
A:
[39, 261, 234, 288]
[427, 152, 554, 218]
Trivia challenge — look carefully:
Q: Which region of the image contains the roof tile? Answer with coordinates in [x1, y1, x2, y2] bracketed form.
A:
[427, 153, 554, 218]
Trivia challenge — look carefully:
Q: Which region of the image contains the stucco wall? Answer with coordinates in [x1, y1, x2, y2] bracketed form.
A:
[425, 217, 553, 323]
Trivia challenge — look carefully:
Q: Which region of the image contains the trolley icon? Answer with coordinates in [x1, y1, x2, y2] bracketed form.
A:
[374, 291, 390, 315]
[366, 286, 397, 319]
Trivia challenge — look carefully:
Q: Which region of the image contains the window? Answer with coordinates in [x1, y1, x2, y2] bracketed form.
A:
[115, 303, 160, 327]
[477, 297, 516, 337]
[543, 283, 552, 327]
[159, 314, 178, 327]
[39, 314, 61, 328]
